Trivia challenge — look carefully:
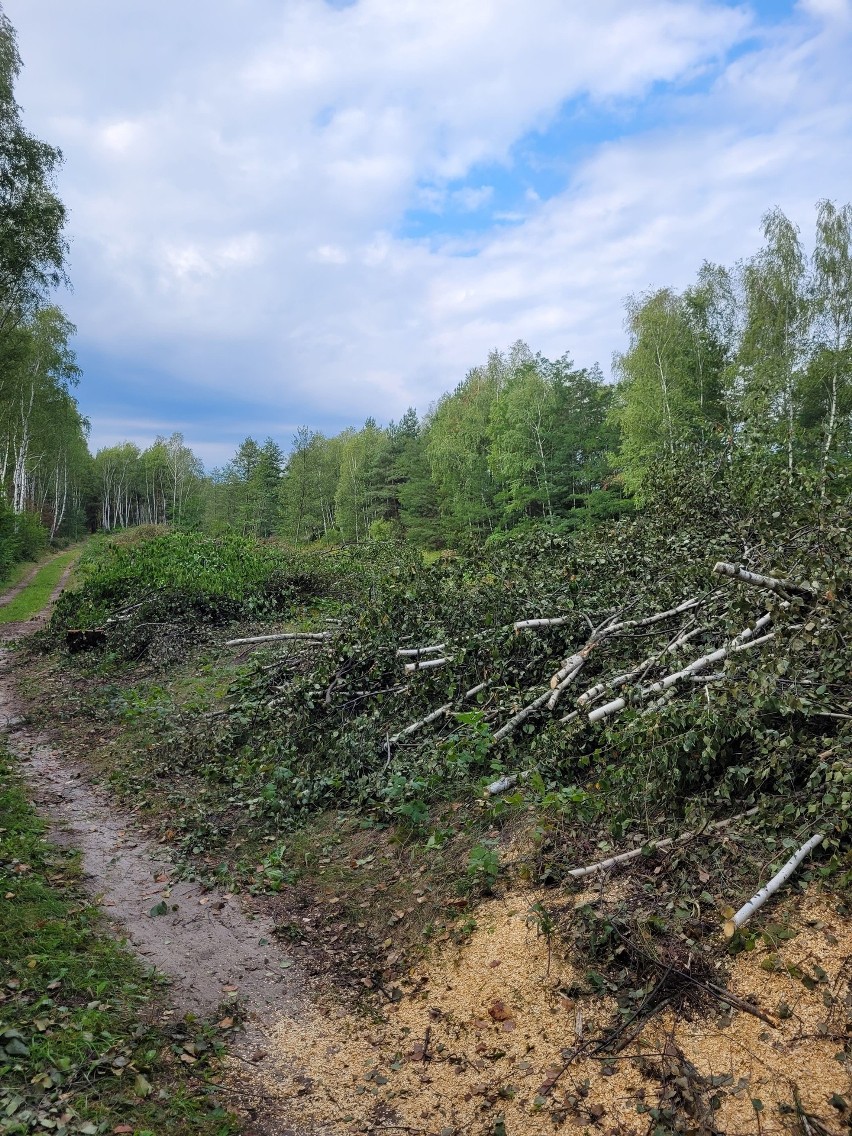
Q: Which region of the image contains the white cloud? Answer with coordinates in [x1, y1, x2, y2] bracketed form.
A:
[3, 0, 851, 452]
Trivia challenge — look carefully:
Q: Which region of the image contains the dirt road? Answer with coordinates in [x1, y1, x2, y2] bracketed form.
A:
[0, 560, 311, 1134]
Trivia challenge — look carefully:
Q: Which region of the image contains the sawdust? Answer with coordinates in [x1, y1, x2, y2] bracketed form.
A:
[255, 888, 852, 1136]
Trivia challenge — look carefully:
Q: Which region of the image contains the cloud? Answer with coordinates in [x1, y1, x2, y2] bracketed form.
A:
[4, 0, 851, 458]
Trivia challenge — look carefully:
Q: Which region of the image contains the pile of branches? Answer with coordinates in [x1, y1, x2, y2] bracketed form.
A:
[168, 473, 851, 846]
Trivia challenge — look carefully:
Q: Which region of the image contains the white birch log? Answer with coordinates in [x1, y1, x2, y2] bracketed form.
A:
[513, 615, 572, 632]
[403, 656, 452, 674]
[225, 631, 333, 646]
[567, 809, 759, 879]
[389, 681, 488, 744]
[723, 832, 825, 938]
[396, 644, 446, 657]
[547, 663, 584, 709]
[713, 562, 817, 597]
[492, 689, 552, 744]
[588, 620, 775, 724]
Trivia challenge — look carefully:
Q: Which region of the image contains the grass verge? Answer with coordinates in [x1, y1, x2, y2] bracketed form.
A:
[0, 746, 240, 1136]
[0, 551, 79, 624]
[0, 560, 41, 598]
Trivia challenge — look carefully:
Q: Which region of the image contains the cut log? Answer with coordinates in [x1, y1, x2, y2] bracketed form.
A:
[712, 562, 817, 597]
[224, 631, 333, 646]
[723, 832, 825, 937]
[396, 643, 446, 658]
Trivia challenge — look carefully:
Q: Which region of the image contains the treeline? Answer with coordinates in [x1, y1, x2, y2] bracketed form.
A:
[0, 9, 89, 576]
[205, 351, 623, 549]
[202, 199, 852, 549]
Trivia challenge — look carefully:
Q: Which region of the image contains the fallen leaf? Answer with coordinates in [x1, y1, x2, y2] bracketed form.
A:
[488, 1000, 513, 1022]
[217, 1017, 234, 1029]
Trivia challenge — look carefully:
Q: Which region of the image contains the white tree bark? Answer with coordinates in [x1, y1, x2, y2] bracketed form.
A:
[713, 562, 816, 597]
[588, 616, 774, 724]
[389, 681, 488, 745]
[225, 632, 334, 646]
[403, 656, 452, 674]
[567, 809, 759, 879]
[723, 832, 824, 937]
[396, 644, 446, 657]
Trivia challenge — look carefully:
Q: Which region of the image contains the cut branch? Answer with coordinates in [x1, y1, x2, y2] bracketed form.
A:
[513, 615, 572, 632]
[713, 562, 817, 597]
[723, 832, 825, 937]
[389, 681, 488, 745]
[588, 616, 774, 724]
[566, 809, 759, 879]
[224, 631, 333, 646]
[492, 689, 551, 744]
[396, 644, 446, 658]
[403, 656, 452, 674]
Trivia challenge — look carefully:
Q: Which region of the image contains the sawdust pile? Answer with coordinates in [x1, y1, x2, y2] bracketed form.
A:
[251, 889, 852, 1135]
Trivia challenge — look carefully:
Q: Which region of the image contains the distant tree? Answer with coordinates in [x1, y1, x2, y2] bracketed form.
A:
[0, 9, 67, 331]
[809, 199, 852, 472]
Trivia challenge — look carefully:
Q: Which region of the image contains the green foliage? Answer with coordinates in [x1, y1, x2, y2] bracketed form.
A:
[465, 841, 501, 894]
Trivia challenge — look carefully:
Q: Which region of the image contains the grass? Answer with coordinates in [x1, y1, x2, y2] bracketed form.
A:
[0, 746, 240, 1136]
[0, 550, 79, 624]
[0, 558, 41, 596]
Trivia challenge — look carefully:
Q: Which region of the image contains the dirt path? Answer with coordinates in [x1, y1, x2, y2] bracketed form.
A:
[0, 562, 312, 1134]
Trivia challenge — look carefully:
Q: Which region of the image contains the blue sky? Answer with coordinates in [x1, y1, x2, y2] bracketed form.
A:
[5, 0, 852, 467]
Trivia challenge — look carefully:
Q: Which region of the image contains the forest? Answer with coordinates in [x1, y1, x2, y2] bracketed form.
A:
[1, 4, 852, 568]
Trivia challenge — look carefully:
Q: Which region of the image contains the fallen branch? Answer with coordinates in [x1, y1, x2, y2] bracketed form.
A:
[723, 831, 825, 938]
[403, 656, 452, 674]
[389, 681, 488, 744]
[603, 598, 701, 635]
[566, 809, 759, 879]
[492, 688, 552, 744]
[589, 616, 774, 724]
[224, 631, 333, 646]
[713, 561, 817, 597]
[513, 615, 572, 632]
[396, 643, 446, 658]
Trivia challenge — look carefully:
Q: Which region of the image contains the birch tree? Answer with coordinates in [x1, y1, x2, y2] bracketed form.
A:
[810, 199, 852, 472]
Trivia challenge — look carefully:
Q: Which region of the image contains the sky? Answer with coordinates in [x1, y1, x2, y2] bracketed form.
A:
[5, 0, 852, 468]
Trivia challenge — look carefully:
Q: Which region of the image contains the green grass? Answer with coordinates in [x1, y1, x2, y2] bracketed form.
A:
[0, 747, 240, 1136]
[0, 558, 41, 596]
[0, 551, 78, 624]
